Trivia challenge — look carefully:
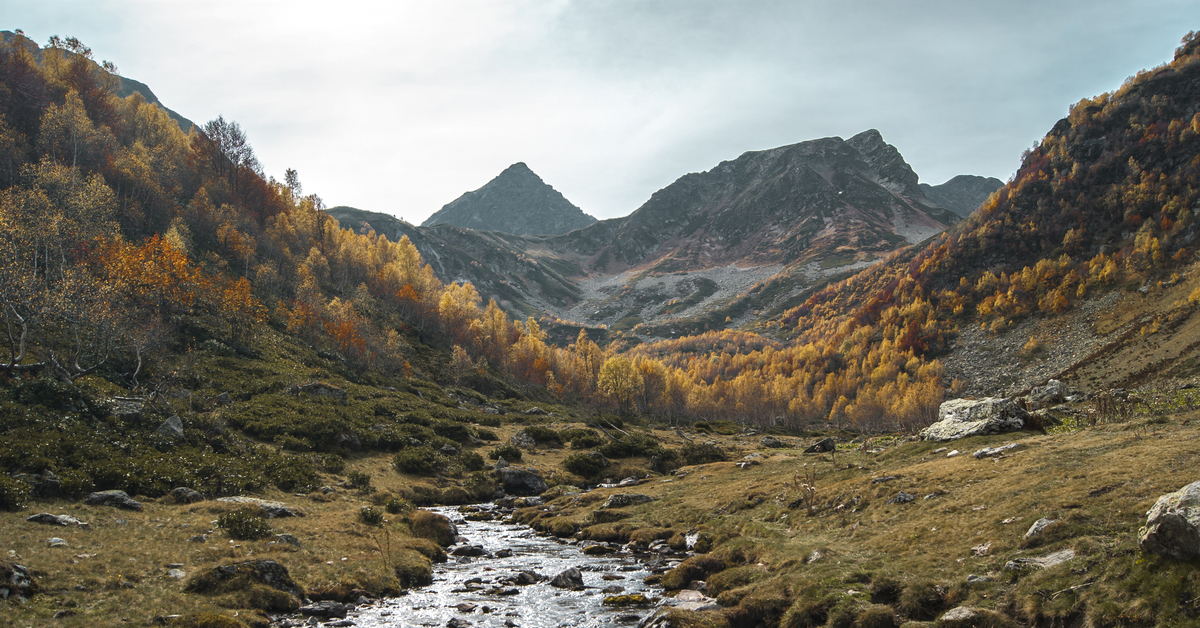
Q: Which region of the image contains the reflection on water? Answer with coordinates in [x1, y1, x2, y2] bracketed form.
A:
[353, 505, 667, 628]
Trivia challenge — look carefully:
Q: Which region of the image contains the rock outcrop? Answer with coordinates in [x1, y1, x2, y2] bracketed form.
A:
[497, 468, 549, 496]
[920, 398, 1029, 441]
[1139, 480, 1200, 560]
[84, 490, 143, 511]
[423, 162, 596, 236]
[919, 174, 1004, 218]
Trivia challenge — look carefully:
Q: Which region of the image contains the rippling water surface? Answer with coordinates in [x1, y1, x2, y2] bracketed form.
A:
[354, 506, 659, 628]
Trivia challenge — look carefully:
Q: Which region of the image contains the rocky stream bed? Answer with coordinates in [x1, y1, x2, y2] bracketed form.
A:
[284, 504, 705, 628]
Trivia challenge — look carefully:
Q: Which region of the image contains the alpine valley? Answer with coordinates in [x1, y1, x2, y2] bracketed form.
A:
[4, 27, 1200, 628]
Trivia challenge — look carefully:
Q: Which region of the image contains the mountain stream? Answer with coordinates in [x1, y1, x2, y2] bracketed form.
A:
[346, 504, 687, 628]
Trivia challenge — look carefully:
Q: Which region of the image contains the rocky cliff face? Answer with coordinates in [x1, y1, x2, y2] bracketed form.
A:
[554, 129, 958, 274]
[421, 163, 597, 236]
[919, 174, 1004, 218]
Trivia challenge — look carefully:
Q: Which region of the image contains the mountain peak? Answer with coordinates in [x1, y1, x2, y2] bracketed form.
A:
[421, 163, 597, 236]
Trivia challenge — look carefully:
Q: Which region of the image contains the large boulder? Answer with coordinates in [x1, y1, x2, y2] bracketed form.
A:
[84, 490, 143, 511]
[497, 468, 548, 496]
[549, 567, 584, 589]
[920, 398, 1029, 442]
[1139, 480, 1200, 560]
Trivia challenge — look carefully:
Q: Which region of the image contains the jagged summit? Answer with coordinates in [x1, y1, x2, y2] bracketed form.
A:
[422, 162, 597, 236]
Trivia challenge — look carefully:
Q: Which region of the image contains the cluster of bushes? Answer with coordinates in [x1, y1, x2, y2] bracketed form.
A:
[217, 508, 274, 540]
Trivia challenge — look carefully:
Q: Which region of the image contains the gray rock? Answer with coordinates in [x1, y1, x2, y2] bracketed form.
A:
[441, 443, 460, 455]
[168, 569, 187, 579]
[1003, 549, 1075, 571]
[452, 545, 486, 557]
[494, 457, 510, 470]
[549, 567, 584, 589]
[45, 537, 68, 547]
[1139, 480, 1200, 560]
[510, 432, 537, 449]
[300, 600, 348, 619]
[523, 407, 548, 416]
[0, 562, 35, 602]
[215, 496, 304, 518]
[289, 382, 348, 404]
[973, 443, 1021, 459]
[759, 436, 786, 448]
[602, 585, 625, 594]
[920, 397, 1029, 442]
[497, 468, 548, 496]
[1025, 379, 1066, 411]
[887, 492, 915, 505]
[602, 494, 655, 509]
[939, 606, 985, 622]
[28, 471, 61, 498]
[187, 535, 207, 543]
[84, 490, 143, 511]
[803, 437, 835, 453]
[26, 513, 87, 527]
[1025, 517, 1057, 538]
[275, 533, 301, 548]
[155, 416, 184, 441]
[215, 392, 232, 406]
[334, 432, 362, 451]
[513, 570, 541, 585]
[169, 487, 205, 504]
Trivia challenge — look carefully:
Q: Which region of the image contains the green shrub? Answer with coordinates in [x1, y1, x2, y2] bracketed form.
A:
[561, 428, 605, 449]
[321, 455, 346, 473]
[359, 505, 384, 526]
[598, 433, 662, 458]
[476, 428, 499, 441]
[487, 444, 522, 462]
[898, 581, 945, 621]
[459, 452, 486, 472]
[274, 434, 314, 452]
[439, 487, 470, 504]
[432, 421, 474, 443]
[347, 471, 373, 493]
[563, 452, 609, 478]
[393, 447, 445, 475]
[393, 549, 433, 587]
[384, 497, 414, 514]
[518, 426, 563, 447]
[662, 554, 727, 590]
[681, 442, 727, 465]
[217, 508, 274, 540]
[0, 475, 30, 511]
[269, 456, 320, 492]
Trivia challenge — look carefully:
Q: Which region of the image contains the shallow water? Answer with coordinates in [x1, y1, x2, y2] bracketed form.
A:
[353, 505, 664, 628]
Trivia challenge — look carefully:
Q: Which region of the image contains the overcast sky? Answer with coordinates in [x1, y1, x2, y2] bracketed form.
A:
[3, 1, 1197, 222]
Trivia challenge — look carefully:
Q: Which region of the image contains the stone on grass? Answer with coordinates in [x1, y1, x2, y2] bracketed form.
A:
[1003, 549, 1075, 572]
[760, 436, 786, 448]
[185, 559, 304, 600]
[973, 443, 1021, 459]
[26, 513, 87, 527]
[169, 487, 205, 504]
[45, 538, 68, 547]
[887, 492, 915, 505]
[168, 569, 187, 579]
[804, 437, 835, 453]
[275, 533, 302, 548]
[920, 398, 1029, 442]
[1025, 380, 1066, 411]
[0, 561, 36, 602]
[602, 494, 655, 509]
[155, 416, 184, 441]
[1025, 518, 1057, 538]
[84, 490, 143, 511]
[1139, 480, 1200, 560]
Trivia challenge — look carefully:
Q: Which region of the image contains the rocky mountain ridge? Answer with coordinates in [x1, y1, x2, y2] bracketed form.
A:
[919, 174, 1005, 218]
[421, 162, 596, 236]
